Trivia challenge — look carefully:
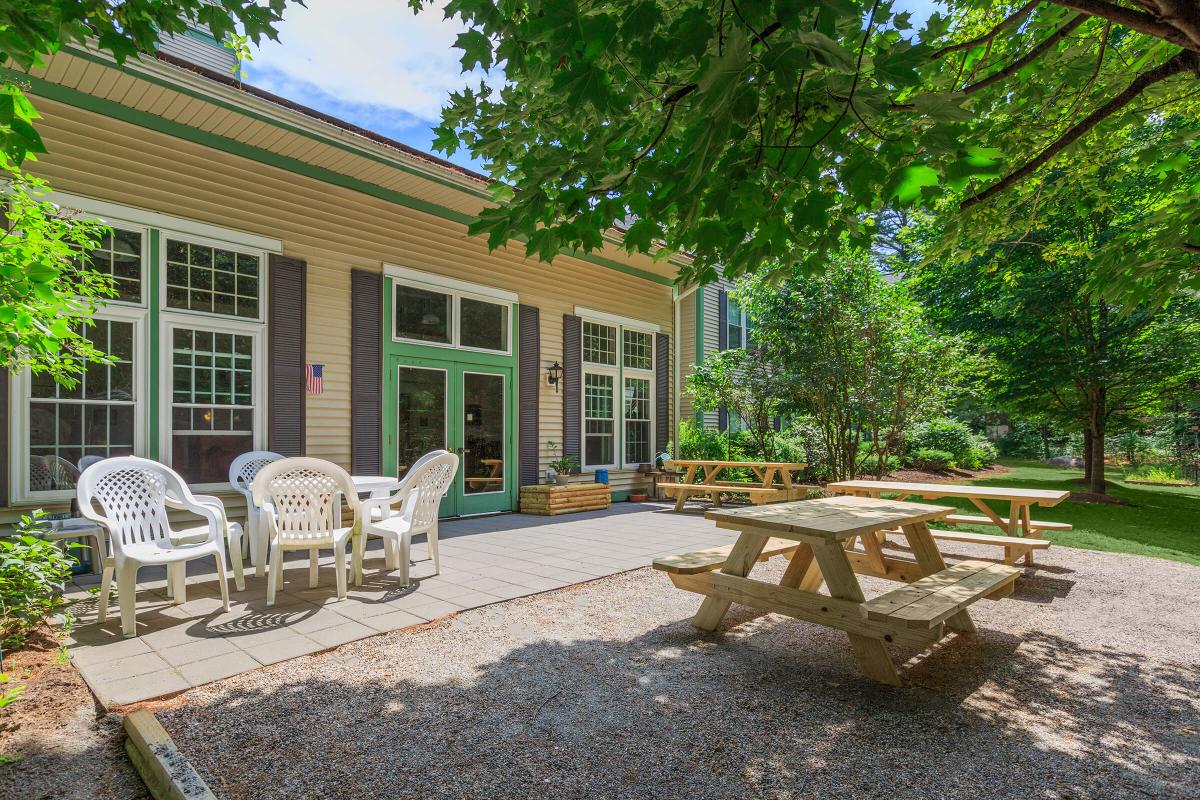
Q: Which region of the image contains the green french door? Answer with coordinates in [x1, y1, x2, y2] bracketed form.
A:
[384, 356, 515, 517]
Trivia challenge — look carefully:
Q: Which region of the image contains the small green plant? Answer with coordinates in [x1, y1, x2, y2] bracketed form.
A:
[0, 511, 78, 650]
[1125, 465, 1191, 485]
[545, 441, 580, 475]
[0, 672, 23, 709]
[223, 32, 253, 83]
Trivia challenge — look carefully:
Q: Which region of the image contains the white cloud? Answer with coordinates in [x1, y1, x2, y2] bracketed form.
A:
[249, 0, 484, 123]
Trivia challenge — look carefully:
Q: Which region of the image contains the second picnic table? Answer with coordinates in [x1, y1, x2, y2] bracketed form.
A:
[827, 479, 1071, 565]
[659, 459, 808, 512]
[653, 495, 1021, 685]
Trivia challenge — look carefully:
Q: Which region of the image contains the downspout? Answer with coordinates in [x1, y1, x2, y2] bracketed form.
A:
[673, 283, 700, 457]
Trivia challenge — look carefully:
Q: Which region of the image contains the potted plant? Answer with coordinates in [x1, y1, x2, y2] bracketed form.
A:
[546, 441, 579, 486]
[628, 489, 649, 502]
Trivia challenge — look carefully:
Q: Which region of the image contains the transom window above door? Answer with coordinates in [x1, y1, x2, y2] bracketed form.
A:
[389, 268, 514, 354]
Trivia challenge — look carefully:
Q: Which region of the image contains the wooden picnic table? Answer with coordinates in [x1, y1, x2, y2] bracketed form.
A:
[827, 480, 1070, 565]
[653, 495, 1019, 685]
[659, 459, 808, 511]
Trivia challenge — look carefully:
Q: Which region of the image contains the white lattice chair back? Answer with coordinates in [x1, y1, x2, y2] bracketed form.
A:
[252, 458, 359, 545]
[405, 451, 459, 533]
[229, 451, 284, 500]
[77, 457, 187, 552]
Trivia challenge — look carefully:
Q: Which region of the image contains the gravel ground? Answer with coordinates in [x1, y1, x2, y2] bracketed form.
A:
[161, 542, 1200, 800]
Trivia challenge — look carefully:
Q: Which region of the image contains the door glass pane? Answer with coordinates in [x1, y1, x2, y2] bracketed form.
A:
[395, 284, 452, 344]
[460, 297, 508, 351]
[463, 372, 504, 494]
[397, 367, 446, 477]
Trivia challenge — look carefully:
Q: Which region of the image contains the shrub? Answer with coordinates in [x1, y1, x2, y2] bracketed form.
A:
[959, 435, 999, 470]
[0, 511, 78, 650]
[911, 448, 954, 471]
[781, 416, 831, 480]
[1124, 464, 1190, 484]
[908, 419, 975, 464]
[677, 419, 729, 461]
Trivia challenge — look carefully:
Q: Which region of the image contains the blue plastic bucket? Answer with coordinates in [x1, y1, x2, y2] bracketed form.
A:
[594, 468, 609, 484]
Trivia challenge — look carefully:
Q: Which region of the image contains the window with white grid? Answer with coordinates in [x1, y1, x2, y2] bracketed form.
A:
[622, 330, 653, 370]
[583, 372, 615, 467]
[624, 377, 652, 465]
[165, 238, 261, 319]
[583, 322, 617, 366]
[77, 228, 144, 304]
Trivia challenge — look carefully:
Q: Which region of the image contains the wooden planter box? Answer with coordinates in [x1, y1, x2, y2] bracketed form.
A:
[520, 483, 612, 516]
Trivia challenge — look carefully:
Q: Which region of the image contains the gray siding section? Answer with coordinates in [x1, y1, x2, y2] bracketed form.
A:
[562, 314, 582, 466]
[267, 254, 307, 457]
[518, 305, 540, 486]
[157, 31, 238, 74]
[350, 269, 383, 475]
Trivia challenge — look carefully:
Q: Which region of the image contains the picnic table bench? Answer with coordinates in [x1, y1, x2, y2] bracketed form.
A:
[653, 495, 1020, 685]
[659, 459, 809, 512]
[827, 480, 1071, 565]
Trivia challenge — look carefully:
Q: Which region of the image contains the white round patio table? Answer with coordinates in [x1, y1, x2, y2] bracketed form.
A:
[350, 475, 401, 498]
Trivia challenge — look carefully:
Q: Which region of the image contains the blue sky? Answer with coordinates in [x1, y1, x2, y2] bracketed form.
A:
[249, 0, 942, 174]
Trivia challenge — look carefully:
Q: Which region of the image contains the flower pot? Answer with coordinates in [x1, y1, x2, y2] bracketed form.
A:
[554, 474, 571, 486]
[629, 492, 649, 502]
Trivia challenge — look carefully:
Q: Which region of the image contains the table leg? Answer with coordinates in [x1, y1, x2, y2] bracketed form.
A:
[809, 539, 901, 686]
[691, 531, 769, 631]
[900, 521, 977, 634]
[1015, 502, 1038, 565]
[675, 466, 697, 512]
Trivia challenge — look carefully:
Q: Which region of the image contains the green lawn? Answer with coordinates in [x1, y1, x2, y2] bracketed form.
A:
[902, 460, 1200, 567]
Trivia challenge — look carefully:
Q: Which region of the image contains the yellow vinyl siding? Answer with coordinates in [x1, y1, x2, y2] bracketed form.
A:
[13, 94, 672, 512]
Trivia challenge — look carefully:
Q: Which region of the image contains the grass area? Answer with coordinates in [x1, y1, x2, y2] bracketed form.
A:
[915, 460, 1200, 566]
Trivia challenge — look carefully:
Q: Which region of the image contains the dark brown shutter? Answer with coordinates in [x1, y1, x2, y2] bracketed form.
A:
[267, 254, 307, 457]
[518, 305, 540, 486]
[0, 369, 8, 508]
[655, 332, 670, 453]
[718, 407, 728, 432]
[562, 314, 582, 466]
[717, 289, 728, 351]
[773, 416, 783, 432]
[351, 269, 383, 474]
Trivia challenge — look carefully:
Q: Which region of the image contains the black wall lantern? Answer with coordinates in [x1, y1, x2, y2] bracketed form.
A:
[546, 360, 563, 392]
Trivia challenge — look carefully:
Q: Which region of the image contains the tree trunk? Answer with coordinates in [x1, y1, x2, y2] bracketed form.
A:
[1089, 399, 1107, 495]
[1081, 427, 1094, 486]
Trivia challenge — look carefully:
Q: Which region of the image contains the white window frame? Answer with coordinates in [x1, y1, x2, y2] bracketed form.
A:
[160, 231, 268, 324]
[622, 374, 654, 468]
[386, 264, 515, 355]
[579, 315, 656, 471]
[461, 370, 507, 496]
[80, 217, 151, 310]
[159, 313, 267, 491]
[726, 298, 750, 350]
[10, 304, 148, 504]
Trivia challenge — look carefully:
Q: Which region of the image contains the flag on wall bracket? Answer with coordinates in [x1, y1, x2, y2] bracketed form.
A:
[305, 364, 324, 395]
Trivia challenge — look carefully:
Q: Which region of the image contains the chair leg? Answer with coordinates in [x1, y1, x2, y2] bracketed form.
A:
[267, 545, 284, 607]
[253, 511, 268, 577]
[214, 554, 231, 612]
[118, 565, 139, 638]
[97, 561, 114, 623]
[384, 538, 397, 571]
[428, 521, 440, 576]
[352, 532, 365, 587]
[333, 543, 348, 601]
[169, 562, 187, 605]
[308, 548, 319, 589]
[228, 524, 246, 592]
[399, 532, 412, 587]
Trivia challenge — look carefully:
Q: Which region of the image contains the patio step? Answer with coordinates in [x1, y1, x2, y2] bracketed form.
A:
[863, 560, 1020, 629]
[652, 538, 799, 575]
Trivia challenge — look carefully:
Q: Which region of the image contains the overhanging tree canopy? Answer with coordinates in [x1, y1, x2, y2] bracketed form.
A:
[419, 0, 1199, 297]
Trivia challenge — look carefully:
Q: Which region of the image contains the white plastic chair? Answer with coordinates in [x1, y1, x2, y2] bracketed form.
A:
[252, 458, 359, 606]
[358, 450, 459, 586]
[77, 457, 238, 638]
[229, 450, 284, 575]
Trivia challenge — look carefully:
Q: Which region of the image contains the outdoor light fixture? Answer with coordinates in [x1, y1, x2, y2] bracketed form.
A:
[546, 361, 563, 392]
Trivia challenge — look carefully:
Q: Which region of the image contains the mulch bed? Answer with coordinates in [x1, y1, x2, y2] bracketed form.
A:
[0, 626, 148, 800]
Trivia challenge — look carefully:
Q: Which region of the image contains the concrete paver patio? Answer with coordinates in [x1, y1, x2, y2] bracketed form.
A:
[65, 504, 730, 707]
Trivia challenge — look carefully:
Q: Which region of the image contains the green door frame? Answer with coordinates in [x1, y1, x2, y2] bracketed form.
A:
[381, 277, 519, 516]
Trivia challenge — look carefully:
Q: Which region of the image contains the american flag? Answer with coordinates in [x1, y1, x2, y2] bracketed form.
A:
[305, 364, 324, 395]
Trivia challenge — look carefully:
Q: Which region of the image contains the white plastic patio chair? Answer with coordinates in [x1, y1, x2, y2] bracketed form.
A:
[252, 457, 360, 606]
[358, 450, 458, 587]
[229, 450, 284, 576]
[77, 457, 237, 638]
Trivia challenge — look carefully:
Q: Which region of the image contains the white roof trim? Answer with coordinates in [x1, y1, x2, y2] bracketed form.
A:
[42, 190, 282, 252]
[574, 306, 661, 332]
[384, 263, 519, 304]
